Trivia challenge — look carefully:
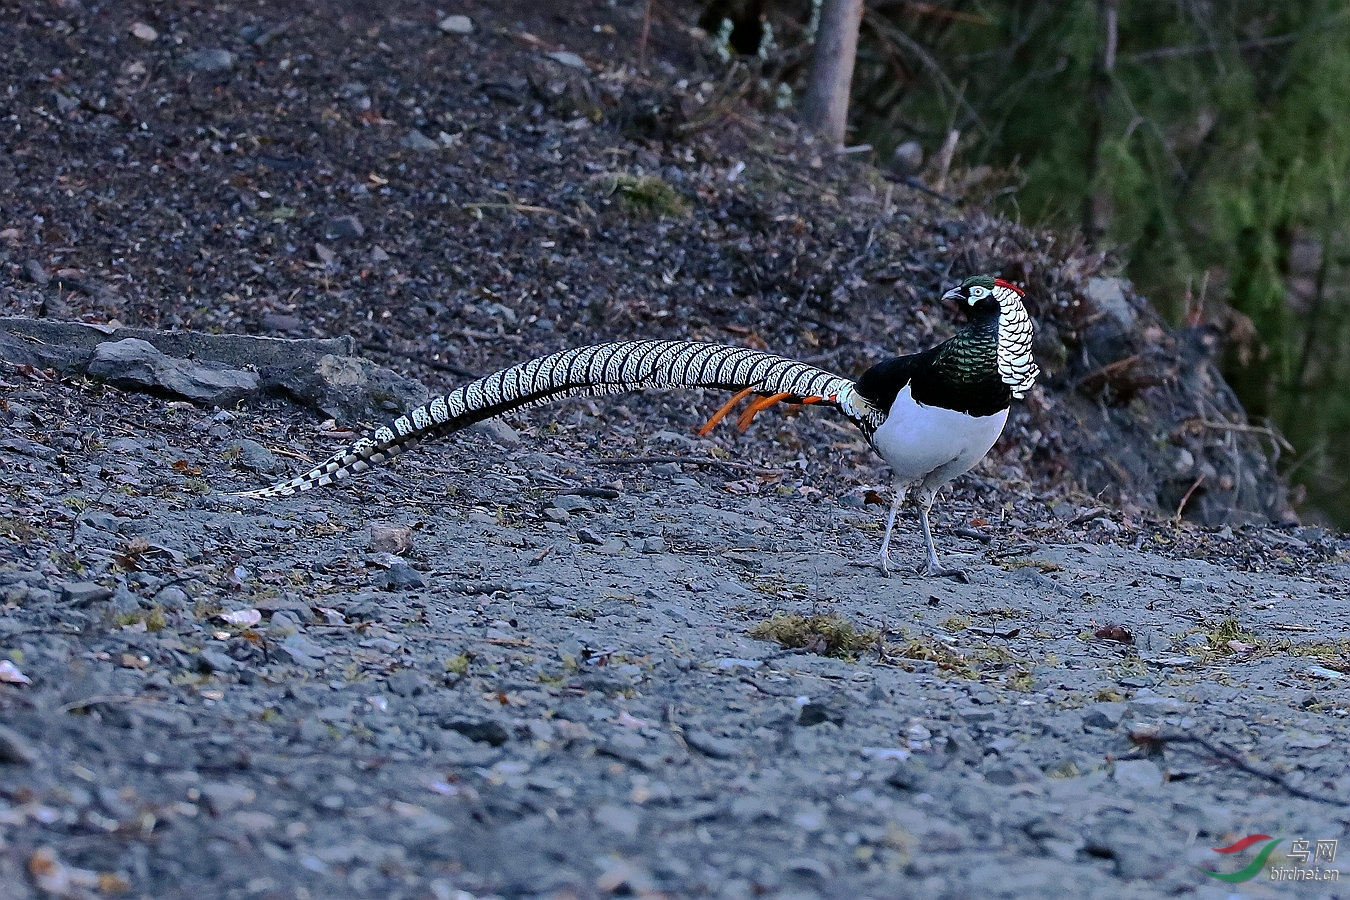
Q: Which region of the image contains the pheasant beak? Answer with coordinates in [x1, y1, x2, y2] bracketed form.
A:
[941, 286, 963, 303]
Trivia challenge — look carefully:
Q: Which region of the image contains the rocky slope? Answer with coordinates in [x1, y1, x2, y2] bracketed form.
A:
[1, 1, 1345, 898]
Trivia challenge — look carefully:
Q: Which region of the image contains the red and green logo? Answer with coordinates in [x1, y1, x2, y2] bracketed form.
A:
[1196, 834, 1282, 883]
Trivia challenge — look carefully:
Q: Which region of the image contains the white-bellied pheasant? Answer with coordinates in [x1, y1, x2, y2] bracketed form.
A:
[234, 274, 1038, 577]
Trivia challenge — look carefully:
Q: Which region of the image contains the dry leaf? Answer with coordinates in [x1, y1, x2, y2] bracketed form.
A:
[28, 847, 101, 894]
[1094, 625, 1133, 644]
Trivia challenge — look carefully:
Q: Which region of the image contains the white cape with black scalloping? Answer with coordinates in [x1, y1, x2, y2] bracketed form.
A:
[871, 384, 1009, 486]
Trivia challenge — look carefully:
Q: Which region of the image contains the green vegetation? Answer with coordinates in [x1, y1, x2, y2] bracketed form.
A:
[729, 1, 1350, 521]
[117, 605, 167, 632]
[0, 517, 45, 542]
[749, 612, 879, 658]
[594, 173, 690, 219]
[1205, 616, 1258, 649]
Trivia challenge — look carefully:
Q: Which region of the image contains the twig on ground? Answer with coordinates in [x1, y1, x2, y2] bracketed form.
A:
[1174, 473, 1205, 523]
[1186, 418, 1294, 460]
[1133, 728, 1336, 804]
[463, 202, 586, 231]
[591, 454, 784, 476]
[637, 0, 652, 70]
[62, 694, 161, 714]
[739, 676, 796, 697]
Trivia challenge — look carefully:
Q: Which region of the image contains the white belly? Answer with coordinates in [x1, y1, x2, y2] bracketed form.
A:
[870, 385, 1008, 487]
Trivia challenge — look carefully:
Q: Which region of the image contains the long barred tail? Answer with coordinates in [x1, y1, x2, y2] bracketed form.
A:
[232, 340, 881, 499]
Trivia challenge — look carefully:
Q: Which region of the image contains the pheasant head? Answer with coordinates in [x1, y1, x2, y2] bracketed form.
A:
[941, 274, 1039, 400]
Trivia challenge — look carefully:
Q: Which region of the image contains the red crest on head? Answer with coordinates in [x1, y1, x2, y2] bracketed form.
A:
[994, 278, 1025, 297]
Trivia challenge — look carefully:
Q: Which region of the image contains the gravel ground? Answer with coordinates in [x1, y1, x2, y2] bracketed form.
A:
[1, 368, 1348, 899]
[2, 1, 1348, 898]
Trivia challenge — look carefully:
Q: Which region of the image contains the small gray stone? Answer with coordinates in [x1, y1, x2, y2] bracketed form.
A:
[386, 669, 427, 697]
[342, 596, 385, 621]
[956, 707, 996, 723]
[1081, 702, 1127, 729]
[1103, 835, 1172, 880]
[0, 436, 51, 458]
[1143, 655, 1195, 668]
[78, 510, 122, 532]
[543, 508, 570, 524]
[1127, 695, 1189, 716]
[886, 759, 926, 791]
[155, 586, 191, 610]
[275, 353, 428, 427]
[593, 803, 641, 837]
[798, 701, 846, 728]
[108, 588, 144, 616]
[712, 658, 763, 670]
[182, 48, 236, 72]
[442, 720, 509, 746]
[1113, 759, 1164, 789]
[200, 782, 255, 814]
[268, 610, 302, 634]
[297, 718, 331, 742]
[716, 580, 756, 598]
[641, 536, 666, 554]
[369, 524, 414, 555]
[60, 581, 113, 606]
[0, 725, 38, 765]
[577, 528, 605, 545]
[683, 729, 743, 759]
[1086, 276, 1135, 330]
[24, 260, 50, 285]
[227, 438, 282, 474]
[276, 634, 326, 668]
[651, 462, 680, 477]
[546, 50, 588, 70]
[197, 650, 240, 673]
[373, 563, 425, 590]
[552, 495, 595, 514]
[325, 215, 365, 240]
[88, 338, 259, 407]
[400, 129, 440, 152]
[438, 15, 474, 34]
[888, 141, 924, 178]
[467, 418, 520, 446]
[981, 760, 1043, 786]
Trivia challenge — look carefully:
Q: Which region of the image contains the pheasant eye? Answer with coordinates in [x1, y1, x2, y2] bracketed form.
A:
[967, 286, 988, 302]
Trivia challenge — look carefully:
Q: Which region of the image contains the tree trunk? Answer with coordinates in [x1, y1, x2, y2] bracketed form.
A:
[801, 0, 864, 147]
[1082, 0, 1118, 245]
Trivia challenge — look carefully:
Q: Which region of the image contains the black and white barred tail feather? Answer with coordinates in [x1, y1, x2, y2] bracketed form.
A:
[233, 340, 882, 499]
